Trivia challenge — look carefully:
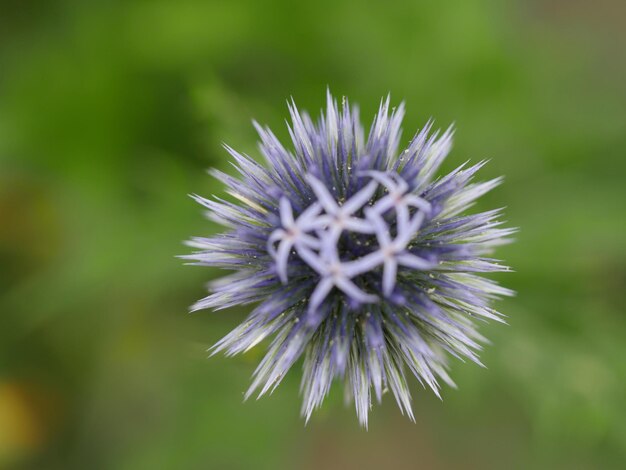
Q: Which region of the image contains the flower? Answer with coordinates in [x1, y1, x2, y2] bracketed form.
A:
[183, 91, 515, 427]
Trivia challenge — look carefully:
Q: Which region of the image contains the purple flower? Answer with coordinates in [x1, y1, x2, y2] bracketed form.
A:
[183, 91, 515, 427]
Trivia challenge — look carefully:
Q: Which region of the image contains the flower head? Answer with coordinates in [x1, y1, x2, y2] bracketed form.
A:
[184, 91, 515, 427]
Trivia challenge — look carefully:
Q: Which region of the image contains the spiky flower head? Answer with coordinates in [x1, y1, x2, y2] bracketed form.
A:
[184, 91, 514, 427]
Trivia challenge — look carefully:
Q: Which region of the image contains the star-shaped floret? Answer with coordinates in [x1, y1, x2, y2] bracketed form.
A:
[297, 241, 379, 316]
[362, 207, 434, 296]
[306, 174, 377, 240]
[362, 170, 431, 229]
[267, 198, 323, 283]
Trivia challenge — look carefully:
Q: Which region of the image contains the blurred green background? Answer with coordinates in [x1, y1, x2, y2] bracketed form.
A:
[1, 0, 625, 468]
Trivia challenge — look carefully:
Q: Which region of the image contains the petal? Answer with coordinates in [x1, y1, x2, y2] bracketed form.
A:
[397, 252, 433, 270]
[276, 239, 294, 283]
[395, 204, 410, 236]
[267, 229, 286, 257]
[308, 277, 334, 314]
[396, 211, 425, 247]
[359, 170, 396, 191]
[306, 174, 338, 214]
[370, 194, 394, 214]
[342, 250, 385, 277]
[344, 217, 377, 234]
[298, 233, 322, 250]
[382, 258, 398, 296]
[404, 194, 432, 213]
[334, 277, 378, 304]
[279, 197, 294, 226]
[342, 180, 378, 214]
[392, 174, 408, 193]
[365, 208, 391, 245]
[325, 223, 344, 243]
[297, 245, 326, 274]
[297, 201, 323, 226]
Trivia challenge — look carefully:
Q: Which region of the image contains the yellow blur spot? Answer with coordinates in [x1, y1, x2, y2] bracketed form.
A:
[0, 382, 46, 464]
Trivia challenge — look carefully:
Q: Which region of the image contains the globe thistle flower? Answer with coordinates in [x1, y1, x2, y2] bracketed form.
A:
[184, 91, 515, 427]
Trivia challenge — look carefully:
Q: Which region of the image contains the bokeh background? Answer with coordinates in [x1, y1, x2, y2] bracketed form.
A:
[1, 0, 625, 468]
